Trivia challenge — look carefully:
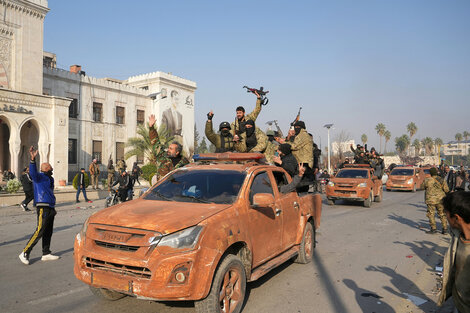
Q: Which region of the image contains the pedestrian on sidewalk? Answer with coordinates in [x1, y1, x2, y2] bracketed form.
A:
[19, 167, 33, 211]
[73, 168, 92, 203]
[107, 159, 115, 191]
[438, 191, 470, 312]
[19, 146, 60, 265]
[89, 159, 100, 190]
[131, 162, 142, 186]
[424, 167, 449, 234]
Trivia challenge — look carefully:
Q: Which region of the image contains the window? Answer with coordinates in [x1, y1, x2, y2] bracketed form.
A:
[249, 172, 273, 204]
[68, 139, 77, 164]
[92, 140, 102, 164]
[140, 86, 148, 90]
[137, 110, 145, 125]
[93, 102, 102, 122]
[69, 98, 78, 118]
[116, 142, 125, 162]
[116, 106, 125, 124]
[272, 171, 288, 191]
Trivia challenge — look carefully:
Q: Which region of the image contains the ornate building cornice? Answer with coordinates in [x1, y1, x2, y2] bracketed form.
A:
[0, 0, 49, 20]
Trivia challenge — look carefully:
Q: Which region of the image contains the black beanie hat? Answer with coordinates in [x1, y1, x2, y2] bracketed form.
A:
[245, 120, 255, 127]
[294, 121, 306, 129]
[279, 144, 292, 155]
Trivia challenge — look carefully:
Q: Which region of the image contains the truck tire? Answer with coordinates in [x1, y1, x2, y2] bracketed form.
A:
[295, 222, 315, 264]
[364, 192, 372, 207]
[374, 189, 382, 202]
[195, 254, 246, 313]
[89, 286, 126, 301]
[327, 199, 335, 205]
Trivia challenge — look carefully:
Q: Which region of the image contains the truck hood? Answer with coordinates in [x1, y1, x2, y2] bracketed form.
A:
[388, 175, 413, 181]
[89, 198, 231, 234]
[331, 177, 368, 183]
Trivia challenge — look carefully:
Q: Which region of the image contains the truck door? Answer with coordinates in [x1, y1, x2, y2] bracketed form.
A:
[272, 170, 300, 250]
[246, 170, 283, 266]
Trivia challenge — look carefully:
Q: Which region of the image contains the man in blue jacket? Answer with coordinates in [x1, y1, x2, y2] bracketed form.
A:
[19, 146, 60, 265]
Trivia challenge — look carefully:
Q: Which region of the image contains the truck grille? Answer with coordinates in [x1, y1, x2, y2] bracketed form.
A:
[85, 257, 152, 279]
[95, 240, 140, 252]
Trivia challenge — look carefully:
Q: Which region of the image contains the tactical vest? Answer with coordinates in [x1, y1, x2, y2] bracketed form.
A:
[216, 134, 235, 153]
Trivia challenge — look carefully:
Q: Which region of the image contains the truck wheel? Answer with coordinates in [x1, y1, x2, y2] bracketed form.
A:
[295, 222, 314, 264]
[374, 189, 382, 202]
[89, 286, 126, 301]
[412, 184, 416, 193]
[327, 199, 335, 205]
[364, 192, 372, 207]
[195, 254, 246, 313]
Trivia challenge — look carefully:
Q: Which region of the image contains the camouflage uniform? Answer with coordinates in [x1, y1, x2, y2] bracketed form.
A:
[231, 98, 263, 136]
[288, 129, 313, 168]
[235, 127, 268, 153]
[149, 124, 189, 181]
[264, 140, 279, 164]
[424, 176, 449, 231]
[205, 120, 240, 152]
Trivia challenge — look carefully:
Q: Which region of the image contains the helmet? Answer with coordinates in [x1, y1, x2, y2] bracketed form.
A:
[219, 121, 231, 131]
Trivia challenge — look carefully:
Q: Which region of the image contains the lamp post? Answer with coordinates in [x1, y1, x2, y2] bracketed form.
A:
[324, 124, 333, 174]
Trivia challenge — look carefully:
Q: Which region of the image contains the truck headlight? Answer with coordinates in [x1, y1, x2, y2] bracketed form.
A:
[328, 181, 335, 187]
[357, 183, 367, 187]
[76, 217, 90, 245]
[157, 226, 203, 253]
[407, 179, 413, 184]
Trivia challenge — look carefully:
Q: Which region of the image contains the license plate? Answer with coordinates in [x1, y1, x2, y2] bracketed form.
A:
[101, 231, 132, 243]
[92, 271, 130, 292]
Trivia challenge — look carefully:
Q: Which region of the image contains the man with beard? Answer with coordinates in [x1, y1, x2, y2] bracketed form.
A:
[149, 114, 189, 182]
[113, 170, 132, 202]
[441, 165, 457, 192]
[231, 91, 263, 136]
[205, 111, 240, 152]
[19, 146, 60, 265]
[235, 120, 268, 153]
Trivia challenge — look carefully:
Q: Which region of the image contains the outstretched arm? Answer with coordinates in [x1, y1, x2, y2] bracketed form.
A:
[149, 114, 160, 146]
[28, 146, 40, 182]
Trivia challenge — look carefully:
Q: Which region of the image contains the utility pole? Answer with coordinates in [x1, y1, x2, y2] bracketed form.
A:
[324, 124, 333, 174]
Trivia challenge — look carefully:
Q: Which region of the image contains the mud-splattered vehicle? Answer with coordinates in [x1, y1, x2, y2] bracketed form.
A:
[386, 166, 425, 192]
[74, 153, 322, 313]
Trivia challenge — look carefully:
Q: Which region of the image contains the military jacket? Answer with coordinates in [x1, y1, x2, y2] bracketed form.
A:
[264, 140, 279, 164]
[424, 176, 449, 205]
[288, 129, 313, 167]
[235, 127, 268, 153]
[205, 120, 237, 152]
[231, 98, 263, 135]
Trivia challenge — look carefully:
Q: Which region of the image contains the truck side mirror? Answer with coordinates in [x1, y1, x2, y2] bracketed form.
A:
[252, 193, 275, 208]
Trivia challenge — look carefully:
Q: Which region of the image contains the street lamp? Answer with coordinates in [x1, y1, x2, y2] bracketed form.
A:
[324, 124, 333, 174]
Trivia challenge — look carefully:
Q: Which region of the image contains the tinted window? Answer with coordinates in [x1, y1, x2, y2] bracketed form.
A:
[272, 171, 288, 191]
[335, 169, 369, 179]
[390, 168, 414, 176]
[144, 170, 246, 204]
[423, 169, 430, 174]
[249, 172, 274, 204]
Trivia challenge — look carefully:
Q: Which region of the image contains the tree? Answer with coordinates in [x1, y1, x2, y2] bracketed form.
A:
[194, 124, 200, 154]
[395, 134, 410, 154]
[434, 138, 443, 155]
[412, 139, 421, 156]
[463, 131, 470, 141]
[333, 130, 351, 161]
[198, 138, 209, 154]
[125, 124, 174, 165]
[384, 130, 391, 153]
[422, 137, 434, 155]
[406, 122, 418, 155]
[375, 123, 386, 153]
[361, 134, 368, 146]
[209, 142, 216, 153]
[455, 133, 463, 142]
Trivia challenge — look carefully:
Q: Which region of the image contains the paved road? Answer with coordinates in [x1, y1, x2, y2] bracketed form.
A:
[0, 190, 456, 313]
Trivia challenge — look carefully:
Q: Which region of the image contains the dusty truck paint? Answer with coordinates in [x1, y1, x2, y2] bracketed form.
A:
[386, 166, 425, 192]
[325, 164, 383, 207]
[74, 153, 321, 312]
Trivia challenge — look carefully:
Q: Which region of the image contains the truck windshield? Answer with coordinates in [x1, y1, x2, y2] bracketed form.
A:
[423, 169, 430, 174]
[335, 169, 368, 179]
[144, 170, 246, 204]
[390, 168, 414, 176]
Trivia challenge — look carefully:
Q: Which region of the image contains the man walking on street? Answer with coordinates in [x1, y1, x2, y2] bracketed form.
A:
[89, 159, 100, 190]
[438, 191, 470, 312]
[74, 168, 92, 203]
[107, 159, 115, 191]
[424, 167, 449, 234]
[19, 146, 60, 265]
[19, 167, 33, 211]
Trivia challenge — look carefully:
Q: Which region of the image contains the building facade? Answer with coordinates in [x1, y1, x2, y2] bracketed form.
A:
[443, 140, 470, 157]
[0, 0, 196, 183]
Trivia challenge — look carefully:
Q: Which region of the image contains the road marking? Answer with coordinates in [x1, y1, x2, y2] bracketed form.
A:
[26, 286, 89, 305]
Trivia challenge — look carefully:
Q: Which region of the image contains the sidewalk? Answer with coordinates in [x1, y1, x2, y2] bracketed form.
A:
[0, 183, 149, 208]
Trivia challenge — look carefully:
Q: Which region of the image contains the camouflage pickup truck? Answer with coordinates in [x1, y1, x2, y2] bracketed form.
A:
[325, 164, 383, 207]
[74, 153, 322, 313]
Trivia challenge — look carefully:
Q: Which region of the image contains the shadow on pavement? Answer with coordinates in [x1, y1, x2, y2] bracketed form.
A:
[388, 213, 429, 230]
[343, 278, 395, 313]
[0, 223, 82, 247]
[407, 202, 427, 209]
[393, 240, 447, 268]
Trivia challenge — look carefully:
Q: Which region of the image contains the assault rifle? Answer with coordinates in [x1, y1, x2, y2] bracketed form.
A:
[243, 86, 269, 105]
[266, 120, 284, 138]
[291, 107, 302, 126]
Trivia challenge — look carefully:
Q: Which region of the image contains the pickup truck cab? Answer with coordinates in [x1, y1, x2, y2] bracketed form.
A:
[386, 166, 425, 192]
[74, 153, 321, 313]
[325, 164, 382, 207]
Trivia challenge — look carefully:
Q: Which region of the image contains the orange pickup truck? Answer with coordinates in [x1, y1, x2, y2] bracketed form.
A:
[385, 166, 425, 192]
[325, 164, 383, 207]
[74, 153, 322, 313]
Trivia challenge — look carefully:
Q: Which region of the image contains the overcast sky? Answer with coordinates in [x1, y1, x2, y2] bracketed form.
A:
[44, 0, 470, 152]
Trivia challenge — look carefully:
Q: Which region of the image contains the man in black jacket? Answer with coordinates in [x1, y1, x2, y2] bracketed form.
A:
[20, 167, 33, 211]
[442, 165, 457, 192]
[273, 144, 299, 178]
[75, 168, 91, 203]
[113, 171, 131, 202]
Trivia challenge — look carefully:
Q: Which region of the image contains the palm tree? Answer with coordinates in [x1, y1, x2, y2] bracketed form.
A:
[125, 124, 174, 165]
[406, 122, 418, 155]
[361, 134, 368, 146]
[422, 137, 434, 155]
[412, 139, 421, 156]
[395, 134, 410, 154]
[434, 138, 443, 156]
[455, 133, 463, 142]
[463, 131, 470, 142]
[384, 130, 391, 153]
[375, 123, 386, 153]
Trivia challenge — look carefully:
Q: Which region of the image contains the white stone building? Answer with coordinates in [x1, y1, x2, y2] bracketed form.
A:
[331, 139, 356, 155]
[443, 140, 470, 157]
[0, 0, 196, 183]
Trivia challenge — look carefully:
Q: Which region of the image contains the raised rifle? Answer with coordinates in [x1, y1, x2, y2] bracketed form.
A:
[266, 120, 284, 138]
[243, 86, 269, 105]
[291, 107, 302, 126]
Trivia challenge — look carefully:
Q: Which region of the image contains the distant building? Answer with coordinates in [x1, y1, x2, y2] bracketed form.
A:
[443, 140, 470, 157]
[331, 140, 355, 155]
[0, 0, 196, 182]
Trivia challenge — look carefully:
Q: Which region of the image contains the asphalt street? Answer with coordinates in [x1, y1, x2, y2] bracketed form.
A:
[0, 190, 457, 313]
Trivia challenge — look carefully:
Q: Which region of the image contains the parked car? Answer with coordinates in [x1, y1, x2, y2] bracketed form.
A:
[74, 153, 322, 313]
